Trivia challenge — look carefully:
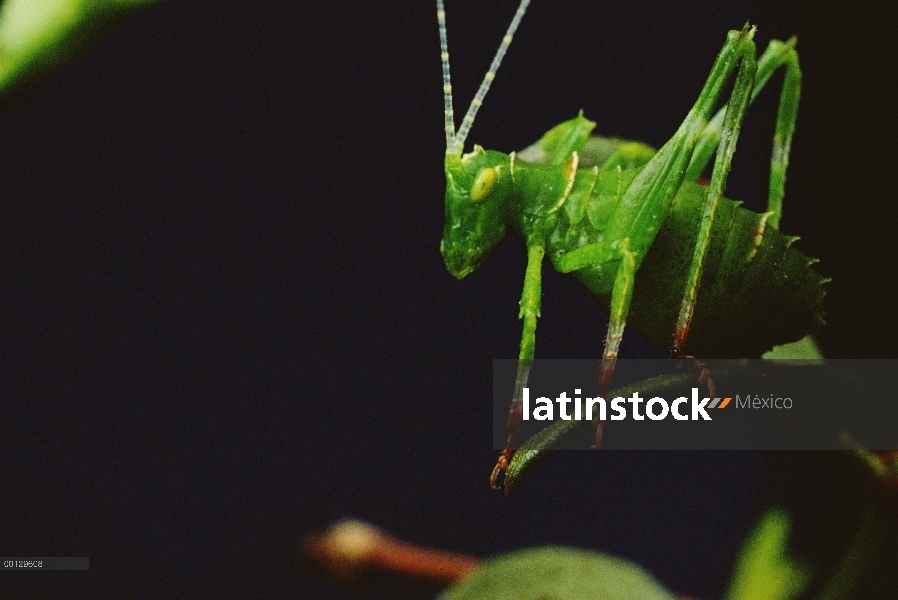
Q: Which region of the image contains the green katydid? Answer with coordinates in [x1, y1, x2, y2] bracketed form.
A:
[436, 0, 827, 489]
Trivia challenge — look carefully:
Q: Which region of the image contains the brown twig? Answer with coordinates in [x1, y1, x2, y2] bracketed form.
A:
[304, 520, 480, 584]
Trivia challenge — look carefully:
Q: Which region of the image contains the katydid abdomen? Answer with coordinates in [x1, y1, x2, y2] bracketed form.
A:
[542, 162, 826, 358]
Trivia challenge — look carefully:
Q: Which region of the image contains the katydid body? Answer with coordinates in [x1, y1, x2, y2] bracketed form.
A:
[436, 1, 826, 489]
[443, 131, 826, 358]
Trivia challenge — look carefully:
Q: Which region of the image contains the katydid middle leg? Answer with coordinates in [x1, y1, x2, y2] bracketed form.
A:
[593, 239, 636, 448]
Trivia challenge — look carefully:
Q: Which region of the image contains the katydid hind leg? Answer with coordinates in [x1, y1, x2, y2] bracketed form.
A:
[557, 27, 762, 425]
[766, 42, 800, 230]
[685, 38, 801, 229]
[559, 26, 760, 275]
[671, 35, 758, 357]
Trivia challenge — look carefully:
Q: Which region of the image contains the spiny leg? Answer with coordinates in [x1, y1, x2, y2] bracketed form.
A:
[491, 240, 544, 490]
[767, 43, 801, 229]
[685, 38, 802, 228]
[593, 239, 636, 449]
[674, 37, 800, 386]
[672, 34, 759, 357]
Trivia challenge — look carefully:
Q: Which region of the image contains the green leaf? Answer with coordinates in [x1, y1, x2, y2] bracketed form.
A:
[0, 0, 165, 96]
[761, 335, 823, 360]
[438, 547, 674, 600]
[723, 509, 810, 600]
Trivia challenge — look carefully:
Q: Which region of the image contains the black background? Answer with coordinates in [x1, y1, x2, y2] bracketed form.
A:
[2, 1, 895, 598]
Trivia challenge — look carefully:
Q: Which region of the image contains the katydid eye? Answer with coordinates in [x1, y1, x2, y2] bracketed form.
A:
[470, 167, 498, 203]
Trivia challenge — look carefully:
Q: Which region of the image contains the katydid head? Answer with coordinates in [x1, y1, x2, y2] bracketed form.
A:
[436, 0, 531, 278]
[441, 147, 512, 279]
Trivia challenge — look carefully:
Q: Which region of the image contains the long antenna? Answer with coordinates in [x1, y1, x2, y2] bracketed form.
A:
[437, 0, 458, 156]
[455, 0, 531, 150]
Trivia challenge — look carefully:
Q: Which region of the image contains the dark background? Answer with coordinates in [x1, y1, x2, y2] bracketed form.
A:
[2, 1, 895, 598]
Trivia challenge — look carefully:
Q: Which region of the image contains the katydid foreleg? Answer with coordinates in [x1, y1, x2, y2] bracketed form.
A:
[490, 243, 544, 490]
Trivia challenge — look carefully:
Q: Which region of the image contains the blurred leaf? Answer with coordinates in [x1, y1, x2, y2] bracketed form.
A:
[761, 336, 824, 360]
[723, 509, 809, 600]
[814, 509, 881, 600]
[438, 546, 673, 600]
[0, 0, 164, 100]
